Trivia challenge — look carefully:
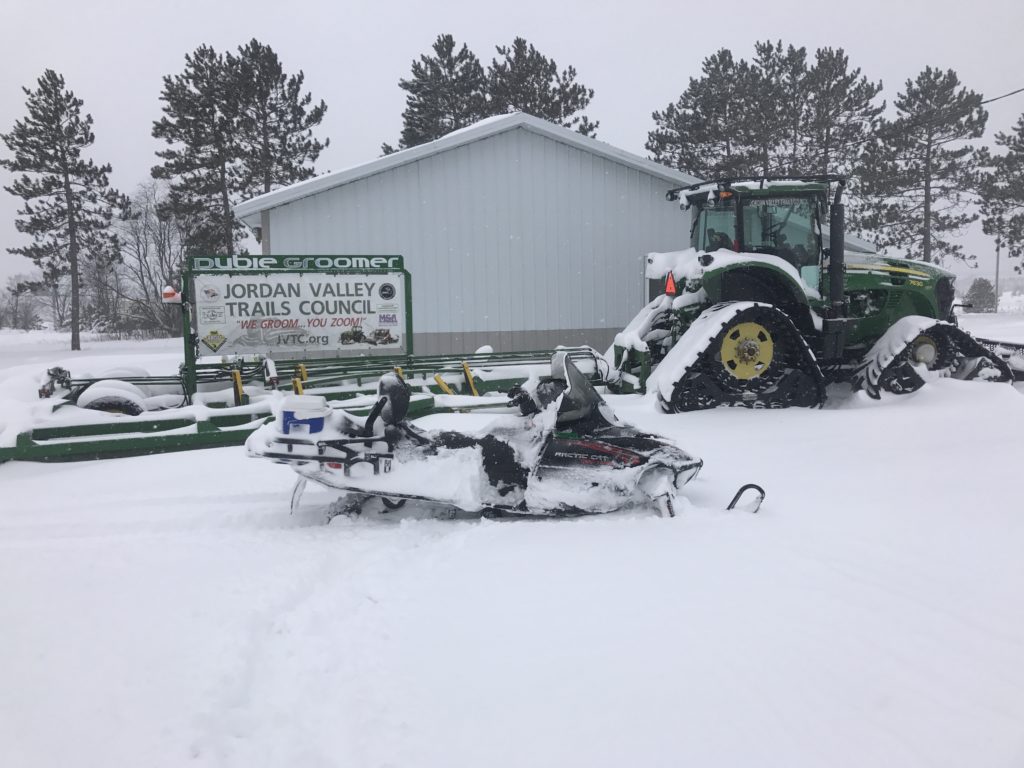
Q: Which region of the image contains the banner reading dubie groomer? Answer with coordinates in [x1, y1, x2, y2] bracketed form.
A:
[189, 255, 410, 359]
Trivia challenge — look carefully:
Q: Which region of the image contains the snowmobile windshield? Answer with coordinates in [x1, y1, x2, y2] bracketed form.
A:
[556, 358, 603, 424]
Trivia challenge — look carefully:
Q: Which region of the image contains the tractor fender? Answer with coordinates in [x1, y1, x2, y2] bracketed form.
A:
[702, 259, 818, 334]
[702, 260, 812, 308]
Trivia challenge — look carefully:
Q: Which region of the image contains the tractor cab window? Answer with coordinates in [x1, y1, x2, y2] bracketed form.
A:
[740, 196, 820, 271]
[690, 196, 737, 252]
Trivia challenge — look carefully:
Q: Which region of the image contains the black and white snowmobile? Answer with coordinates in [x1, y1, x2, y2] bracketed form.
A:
[245, 351, 704, 519]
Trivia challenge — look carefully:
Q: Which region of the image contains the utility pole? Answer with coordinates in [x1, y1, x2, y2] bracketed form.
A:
[994, 236, 1001, 312]
[993, 214, 1007, 313]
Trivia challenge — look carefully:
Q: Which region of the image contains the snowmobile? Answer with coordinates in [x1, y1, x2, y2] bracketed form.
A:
[245, 351, 705, 519]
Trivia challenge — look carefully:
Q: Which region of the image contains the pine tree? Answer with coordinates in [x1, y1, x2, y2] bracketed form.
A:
[1, 70, 127, 350]
[964, 277, 997, 312]
[857, 67, 987, 264]
[742, 41, 807, 175]
[231, 40, 330, 198]
[773, 44, 813, 174]
[979, 113, 1024, 271]
[152, 45, 245, 258]
[153, 42, 330, 251]
[647, 49, 754, 178]
[487, 37, 598, 136]
[801, 48, 884, 178]
[648, 43, 804, 178]
[648, 42, 884, 183]
[388, 34, 488, 151]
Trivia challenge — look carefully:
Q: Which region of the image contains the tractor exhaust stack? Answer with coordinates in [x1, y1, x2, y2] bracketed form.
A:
[829, 179, 847, 318]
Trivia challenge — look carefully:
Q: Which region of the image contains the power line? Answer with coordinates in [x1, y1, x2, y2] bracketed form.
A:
[878, 83, 1024, 138]
[815, 82, 1024, 157]
[982, 86, 1024, 105]
[678, 80, 1024, 177]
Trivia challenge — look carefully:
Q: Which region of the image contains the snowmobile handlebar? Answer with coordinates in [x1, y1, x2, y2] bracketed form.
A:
[362, 396, 388, 437]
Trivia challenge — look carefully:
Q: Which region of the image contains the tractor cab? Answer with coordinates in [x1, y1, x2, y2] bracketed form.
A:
[680, 178, 838, 289]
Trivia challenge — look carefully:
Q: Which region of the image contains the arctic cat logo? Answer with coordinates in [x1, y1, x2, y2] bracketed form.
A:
[191, 255, 403, 272]
[551, 439, 643, 468]
[201, 330, 227, 352]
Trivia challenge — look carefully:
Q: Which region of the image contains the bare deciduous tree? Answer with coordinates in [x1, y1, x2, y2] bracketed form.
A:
[0, 274, 44, 330]
[114, 181, 188, 335]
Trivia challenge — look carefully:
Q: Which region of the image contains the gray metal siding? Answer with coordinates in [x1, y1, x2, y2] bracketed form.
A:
[268, 128, 688, 354]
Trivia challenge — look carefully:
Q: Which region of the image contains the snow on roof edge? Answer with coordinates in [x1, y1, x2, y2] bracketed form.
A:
[233, 112, 701, 224]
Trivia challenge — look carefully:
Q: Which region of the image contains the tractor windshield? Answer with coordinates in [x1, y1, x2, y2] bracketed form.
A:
[739, 195, 821, 269]
[689, 196, 738, 251]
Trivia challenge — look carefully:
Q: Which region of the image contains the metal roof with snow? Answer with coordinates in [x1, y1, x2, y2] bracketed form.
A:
[234, 112, 699, 224]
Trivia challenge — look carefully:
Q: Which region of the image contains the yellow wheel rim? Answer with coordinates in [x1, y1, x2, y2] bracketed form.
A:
[720, 321, 774, 380]
[910, 334, 938, 367]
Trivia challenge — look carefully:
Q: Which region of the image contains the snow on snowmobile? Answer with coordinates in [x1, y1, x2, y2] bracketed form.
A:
[245, 351, 705, 519]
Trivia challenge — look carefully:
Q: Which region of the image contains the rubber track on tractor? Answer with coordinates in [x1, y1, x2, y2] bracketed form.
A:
[855, 319, 1015, 398]
[975, 337, 1024, 382]
[659, 302, 826, 412]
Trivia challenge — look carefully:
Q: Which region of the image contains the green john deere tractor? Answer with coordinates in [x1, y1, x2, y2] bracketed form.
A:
[611, 175, 1016, 411]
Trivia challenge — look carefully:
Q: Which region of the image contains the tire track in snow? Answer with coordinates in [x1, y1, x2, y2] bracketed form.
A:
[188, 515, 476, 768]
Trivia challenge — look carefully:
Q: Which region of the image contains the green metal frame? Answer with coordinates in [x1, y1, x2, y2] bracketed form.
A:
[0, 393, 443, 464]
[0, 252, 607, 464]
[2, 417, 262, 463]
[0, 256, 411, 463]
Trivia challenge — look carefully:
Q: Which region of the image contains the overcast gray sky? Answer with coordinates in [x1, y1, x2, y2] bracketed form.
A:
[2, 0, 1023, 287]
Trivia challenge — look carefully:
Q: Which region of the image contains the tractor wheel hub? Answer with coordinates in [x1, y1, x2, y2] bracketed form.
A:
[721, 321, 775, 380]
[737, 339, 760, 362]
[912, 335, 938, 366]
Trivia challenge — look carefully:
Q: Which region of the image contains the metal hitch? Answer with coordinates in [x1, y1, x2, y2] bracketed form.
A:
[727, 483, 766, 513]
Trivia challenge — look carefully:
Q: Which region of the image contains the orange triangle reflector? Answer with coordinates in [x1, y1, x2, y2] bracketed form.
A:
[665, 272, 678, 296]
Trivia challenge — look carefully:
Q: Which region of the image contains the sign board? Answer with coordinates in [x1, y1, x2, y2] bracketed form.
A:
[188, 255, 410, 359]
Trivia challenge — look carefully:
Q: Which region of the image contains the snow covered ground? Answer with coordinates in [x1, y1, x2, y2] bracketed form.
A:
[958, 310, 1024, 344]
[997, 292, 1024, 314]
[2, 323, 1024, 767]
